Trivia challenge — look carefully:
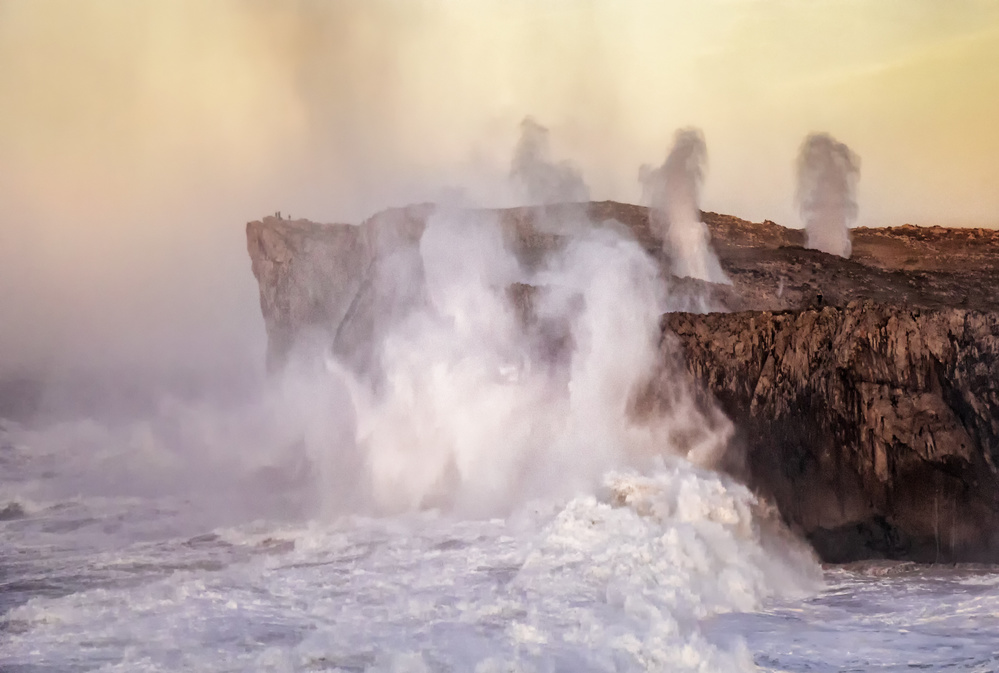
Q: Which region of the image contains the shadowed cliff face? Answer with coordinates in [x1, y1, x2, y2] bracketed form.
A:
[668, 305, 999, 563]
[246, 201, 999, 561]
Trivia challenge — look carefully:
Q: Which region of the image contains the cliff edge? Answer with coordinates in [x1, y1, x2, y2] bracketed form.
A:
[247, 202, 999, 562]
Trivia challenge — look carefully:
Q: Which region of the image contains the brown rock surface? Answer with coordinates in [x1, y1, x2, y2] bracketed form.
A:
[246, 205, 432, 370]
[667, 304, 999, 562]
[246, 201, 999, 561]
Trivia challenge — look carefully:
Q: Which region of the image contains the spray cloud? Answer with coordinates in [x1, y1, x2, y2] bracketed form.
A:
[293, 122, 733, 516]
[796, 133, 860, 258]
[510, 117, 590, 205]
[307, 205, 732, 518]
[640, 128, 729, 284]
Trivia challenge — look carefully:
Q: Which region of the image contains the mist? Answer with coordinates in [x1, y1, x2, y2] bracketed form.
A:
[330, 207, 730, 517]
[0, 1, 607, 409]
[1, 0, 996, 420]
[3, 4, 996, 666]
[641, 129, 728, 284]
[796, 133, 861, 258]
[510, 118, 590, 205]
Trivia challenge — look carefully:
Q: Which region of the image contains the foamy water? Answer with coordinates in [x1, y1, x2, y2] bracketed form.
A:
[3, 419, 998, 673]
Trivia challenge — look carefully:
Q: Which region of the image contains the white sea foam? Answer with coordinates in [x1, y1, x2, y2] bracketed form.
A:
[3, 374, 997, 672]
[2, 465, 821, 672]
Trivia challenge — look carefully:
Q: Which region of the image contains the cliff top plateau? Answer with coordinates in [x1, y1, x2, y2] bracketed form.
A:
[249, 201, 999, 348]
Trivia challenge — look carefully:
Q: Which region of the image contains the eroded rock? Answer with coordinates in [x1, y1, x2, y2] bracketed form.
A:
[246, 201, 999, 561]
[668, 304, 999, 562]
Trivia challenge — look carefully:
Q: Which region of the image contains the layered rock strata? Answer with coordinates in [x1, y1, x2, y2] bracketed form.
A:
[667, 304, 999, 562]
[247, 201, 999, 561]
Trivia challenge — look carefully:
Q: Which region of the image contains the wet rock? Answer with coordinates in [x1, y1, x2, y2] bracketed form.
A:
[246, 201, 999, 561]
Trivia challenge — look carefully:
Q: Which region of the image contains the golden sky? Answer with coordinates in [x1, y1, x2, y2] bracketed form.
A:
[1, 0, 997, 371]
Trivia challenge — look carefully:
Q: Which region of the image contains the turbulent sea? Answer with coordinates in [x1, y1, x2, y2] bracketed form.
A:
[3, 419, 999, 673]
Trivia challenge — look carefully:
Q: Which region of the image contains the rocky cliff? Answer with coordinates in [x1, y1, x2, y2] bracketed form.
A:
[247, 201, 999, 562]
[667, 304, 999, 562]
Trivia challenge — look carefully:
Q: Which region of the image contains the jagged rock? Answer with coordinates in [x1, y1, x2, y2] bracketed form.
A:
[246, 206, 431, 370]
[667, 304, 999, 562]
[246, 201, 999, 561]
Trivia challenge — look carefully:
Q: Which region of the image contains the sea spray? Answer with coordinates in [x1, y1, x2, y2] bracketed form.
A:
[510, 117, 590, 205]
[1, 447, 821, 672]
[342, 208, 676, 516]
[0, 200, 824, 671]
[796, 132, 860, 258]
[641, 128, 729, 284]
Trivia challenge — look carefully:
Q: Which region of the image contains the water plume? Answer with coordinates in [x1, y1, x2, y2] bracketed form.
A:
[333, 207, 722, 517]
[640, 128, 729, 284]
[510, 117, 590, 205]
[796, 133, 860, 258]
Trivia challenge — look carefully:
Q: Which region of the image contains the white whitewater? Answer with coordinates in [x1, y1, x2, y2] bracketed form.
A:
[2, 429, 998, 672]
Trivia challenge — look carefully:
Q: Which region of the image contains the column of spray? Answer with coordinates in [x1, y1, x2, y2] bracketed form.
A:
[796, 133, 860, 258]
[640, 129, 729, 284]
[340, 119, 739, 517]
[511, 117, 590, 205]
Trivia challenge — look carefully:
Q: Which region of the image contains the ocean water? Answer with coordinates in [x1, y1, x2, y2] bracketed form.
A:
[3, 418, 998, 673]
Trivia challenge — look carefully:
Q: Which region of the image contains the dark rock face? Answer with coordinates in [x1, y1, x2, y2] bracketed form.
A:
[667, 304, 999, 563]
[246, 201, 999, 562]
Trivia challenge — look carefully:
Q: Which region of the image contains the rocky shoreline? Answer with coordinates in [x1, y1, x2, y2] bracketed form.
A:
[247, 201, 999, 562]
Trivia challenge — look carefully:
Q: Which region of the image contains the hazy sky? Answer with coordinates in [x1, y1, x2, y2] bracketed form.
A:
[1, 0, 997, 375]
